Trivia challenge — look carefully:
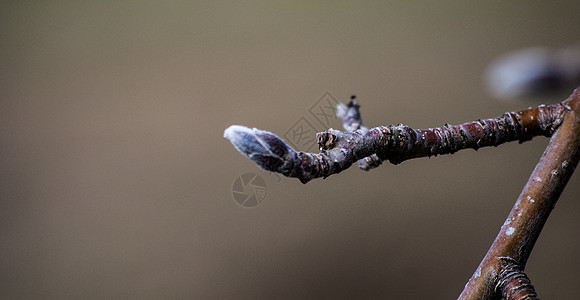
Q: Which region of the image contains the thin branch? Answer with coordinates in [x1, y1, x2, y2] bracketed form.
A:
[224, 87, 580, 298]
[225, 102, 565, 184]
[336, 95, 382, 170]
[458, 87, 580, 299]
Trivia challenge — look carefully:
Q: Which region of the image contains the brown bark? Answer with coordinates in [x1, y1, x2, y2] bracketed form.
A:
[458, 87, 580, 299]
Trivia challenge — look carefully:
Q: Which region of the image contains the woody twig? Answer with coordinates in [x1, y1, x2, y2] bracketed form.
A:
[459, 87, 580, 299]
[224, 86, 580, 299]
[225, 99, 565, 184]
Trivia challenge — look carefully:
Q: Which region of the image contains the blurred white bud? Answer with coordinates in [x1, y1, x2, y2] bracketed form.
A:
[484, 45, 580, 102]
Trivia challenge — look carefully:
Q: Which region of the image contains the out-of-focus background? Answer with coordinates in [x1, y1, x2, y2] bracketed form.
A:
[1, 2, 579, 299]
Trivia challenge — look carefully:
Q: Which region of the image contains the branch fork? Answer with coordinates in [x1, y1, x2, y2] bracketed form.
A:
[224, 87, 580, 299]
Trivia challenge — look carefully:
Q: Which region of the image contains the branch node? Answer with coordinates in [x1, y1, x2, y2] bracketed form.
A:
[495, 258, 538, 300]
[317, 131, 338, 150]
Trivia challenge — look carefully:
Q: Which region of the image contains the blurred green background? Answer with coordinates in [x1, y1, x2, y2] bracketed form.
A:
[1, 1, 579, 299]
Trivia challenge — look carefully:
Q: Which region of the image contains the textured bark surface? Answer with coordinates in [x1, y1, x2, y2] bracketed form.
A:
[225, 103, 565, 183]
[495, 259, 538, 300]
[225, 87, 580, 299]
[459, 87, 580, 299]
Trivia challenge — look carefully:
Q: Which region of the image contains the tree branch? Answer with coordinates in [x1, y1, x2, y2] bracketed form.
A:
[336, 95, 383, 170]
[224, 86, 580, 298]
[224, 101, 565, 184]
[458, 87, 580, 299]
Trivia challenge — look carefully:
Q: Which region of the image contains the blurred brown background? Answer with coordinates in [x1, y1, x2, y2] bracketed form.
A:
[1, 1, 579, 299]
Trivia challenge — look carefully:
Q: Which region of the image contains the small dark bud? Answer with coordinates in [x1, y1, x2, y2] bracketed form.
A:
[224, 125, 292, 171]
